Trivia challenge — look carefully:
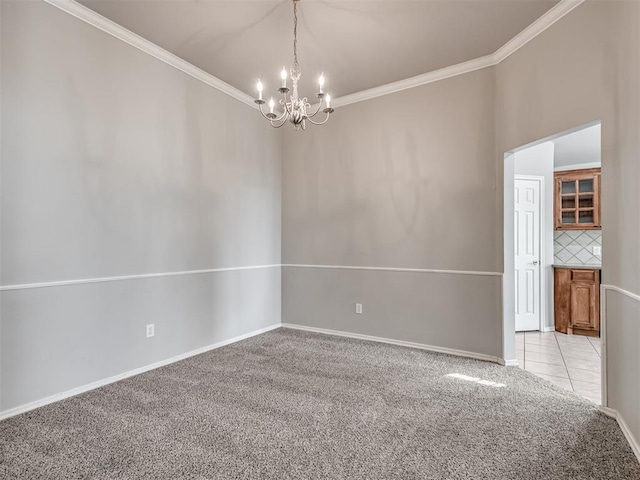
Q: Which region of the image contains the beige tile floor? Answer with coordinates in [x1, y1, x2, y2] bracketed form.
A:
[516, 331, 602, 403]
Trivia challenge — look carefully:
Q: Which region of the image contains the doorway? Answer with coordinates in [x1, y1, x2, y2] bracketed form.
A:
[503, 121, 603, 405]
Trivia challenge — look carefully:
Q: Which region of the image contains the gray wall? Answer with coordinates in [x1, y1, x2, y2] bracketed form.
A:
[282, 68, 502, 358]
[497, 0, 640, 440]
[0, 1, 282, 412]
[606, 290, 640, 441]
[283, 267, 501, 357]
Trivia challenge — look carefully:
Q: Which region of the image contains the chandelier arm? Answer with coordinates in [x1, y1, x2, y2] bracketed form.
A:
[278, 90, 293, 118]
[258, 102, 289, 123]
[305, 111, 332, 126]
[270, 118, 289, 128]
[275, 109, 290, 122]
[257, 103, 273, 121]
[282, 93, 294, 116]
[307, 101, 325, 119]
[275, 110, 290, 122]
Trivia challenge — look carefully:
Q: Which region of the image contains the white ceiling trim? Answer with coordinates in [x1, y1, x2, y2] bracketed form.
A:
[43, 0, 584, 110]
[43, 0, 257, 109]
[333, 54, 496, 109]
[336, 0, 585, 108]
[493, 0, 585, 63]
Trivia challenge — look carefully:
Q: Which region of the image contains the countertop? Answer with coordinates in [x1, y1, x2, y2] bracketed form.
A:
[553, 264, 602, 270]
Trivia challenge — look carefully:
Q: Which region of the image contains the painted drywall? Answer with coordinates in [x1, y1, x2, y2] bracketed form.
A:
[513, 142, 554, 332]
[497, 0, 640, 443]
[1, 268, 281, 410]
[283, 267, 501, 357]
[0, 1, 282, 411]
[606, 289, 640, 441]
[553, 124, 601, 169]
[282, 68, 502, 358]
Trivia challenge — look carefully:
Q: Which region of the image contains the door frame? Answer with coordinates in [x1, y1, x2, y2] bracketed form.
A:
[501, 120, 604, 407]
[514, 174, 546, 333]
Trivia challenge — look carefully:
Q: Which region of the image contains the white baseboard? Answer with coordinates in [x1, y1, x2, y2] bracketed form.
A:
[600, 407, 640, 463]
[500, 358, 520, 367]
[281, 323, 501, 364]
[0, 323, 281, 421]
[542, 326, 556, 332]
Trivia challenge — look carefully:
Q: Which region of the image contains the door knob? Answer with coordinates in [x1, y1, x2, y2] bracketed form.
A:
[532, 260, 539, 265]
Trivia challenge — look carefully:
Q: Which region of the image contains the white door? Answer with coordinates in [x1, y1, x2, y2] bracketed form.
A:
[515, 177, 542, 331]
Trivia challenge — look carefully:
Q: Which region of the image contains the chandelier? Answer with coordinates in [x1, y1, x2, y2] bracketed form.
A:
[254, 0, 334, 130]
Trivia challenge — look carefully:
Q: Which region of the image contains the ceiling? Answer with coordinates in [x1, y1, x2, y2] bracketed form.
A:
[554, 124, 601, 168]
[78, 0, 559, 99]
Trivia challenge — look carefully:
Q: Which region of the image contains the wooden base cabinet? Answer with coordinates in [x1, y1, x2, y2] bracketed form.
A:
[554, 268, 600, 337]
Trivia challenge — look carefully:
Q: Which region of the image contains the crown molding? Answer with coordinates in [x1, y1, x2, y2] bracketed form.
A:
[42, 0, 257, 109]
[333, 55, 495, 109]
[335, 0, 585, 108]
[43, 0, 584, 111]
[493, 0, 586, 63]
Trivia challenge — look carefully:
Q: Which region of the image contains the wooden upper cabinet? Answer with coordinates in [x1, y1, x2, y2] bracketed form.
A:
[554, 168, 601, 230]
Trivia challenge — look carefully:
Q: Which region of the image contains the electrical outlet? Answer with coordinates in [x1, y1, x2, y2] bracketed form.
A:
[593, 246, 602, 256]
[355, 303, 363, 314]
[146, 324, 155, 338]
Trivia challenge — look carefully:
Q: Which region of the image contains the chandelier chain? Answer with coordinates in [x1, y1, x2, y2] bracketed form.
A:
[293, 0, 298, 68]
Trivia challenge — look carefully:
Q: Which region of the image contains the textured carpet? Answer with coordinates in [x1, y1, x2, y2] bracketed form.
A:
[1, 328, 639, 479]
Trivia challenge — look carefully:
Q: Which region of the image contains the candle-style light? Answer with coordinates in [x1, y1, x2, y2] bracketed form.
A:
[318, 73, 325, 94]
[257, 79, 263, 101]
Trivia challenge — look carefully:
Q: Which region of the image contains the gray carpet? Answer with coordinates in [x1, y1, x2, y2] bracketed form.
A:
[1, 328, 639, 479]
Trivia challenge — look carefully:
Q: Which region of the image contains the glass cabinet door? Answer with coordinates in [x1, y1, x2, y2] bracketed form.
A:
[578, 194, 594, 208]
[561, 181, 576, 194]
[562, 196, 576, 209]
[578, 178, 594, 193]
[561, 211, 576, 224]
[578, 210, 595, 224]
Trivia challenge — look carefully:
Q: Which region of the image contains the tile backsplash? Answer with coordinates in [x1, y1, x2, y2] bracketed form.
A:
[554, 230, 602, 266]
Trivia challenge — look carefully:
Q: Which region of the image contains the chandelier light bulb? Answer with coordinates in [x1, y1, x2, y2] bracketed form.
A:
[319, 73, 325, 93]
[257, 79, 263, 100]
[281, 67, 288, 87]
[325, 94, 331, 108]
[269, 97, 275, 114]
